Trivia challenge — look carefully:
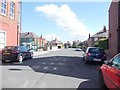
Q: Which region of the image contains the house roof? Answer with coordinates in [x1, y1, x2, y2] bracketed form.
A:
[92, 30, 109, 38]
[50, 40, 62, 44]
[20, 32, 39, 38]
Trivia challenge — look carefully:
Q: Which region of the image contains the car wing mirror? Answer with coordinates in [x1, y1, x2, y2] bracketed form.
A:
[28, 49, 31, 51]
[104, 60, 109, 65]
[104, 60, 112, 65]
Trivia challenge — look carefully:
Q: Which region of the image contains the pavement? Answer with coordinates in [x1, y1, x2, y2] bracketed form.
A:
[33, 49, 61, 56]
[33, 51, 48, 56]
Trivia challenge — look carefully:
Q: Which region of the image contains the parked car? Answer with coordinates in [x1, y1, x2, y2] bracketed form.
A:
[99, 53, 120, 89]
[2, 46, 33, 62]
[76, 47, 82, 51]
[83, 47, 107, 64]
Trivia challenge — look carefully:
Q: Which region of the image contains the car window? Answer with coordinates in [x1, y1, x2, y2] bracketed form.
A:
[19, 46, 28, 52]
[88, 48, 104, 53]
[112, 54, 120, 69]
[4, 46, 16, 50]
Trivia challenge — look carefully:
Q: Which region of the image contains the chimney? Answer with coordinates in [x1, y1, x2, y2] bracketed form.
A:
[55, 38, 57, 41]
[89, 33, 90, 38]
[103, 26, 106, 32]
[41, 35, 42, 39]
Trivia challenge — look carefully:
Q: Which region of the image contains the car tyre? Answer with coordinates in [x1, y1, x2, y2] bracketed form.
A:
[99, 71, 107, 88]
[18, 54, 23, 63]
[30, 53, 33, 59]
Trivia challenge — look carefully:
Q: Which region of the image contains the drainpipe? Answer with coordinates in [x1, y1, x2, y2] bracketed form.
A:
[18, 1, 22, 46]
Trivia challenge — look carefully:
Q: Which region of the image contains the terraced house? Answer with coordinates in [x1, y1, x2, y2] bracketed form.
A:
[0, 0, 22, 50]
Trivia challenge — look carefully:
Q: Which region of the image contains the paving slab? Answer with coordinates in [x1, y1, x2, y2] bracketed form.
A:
[36, 73, 88, 88]
[2, 66, 46, 88]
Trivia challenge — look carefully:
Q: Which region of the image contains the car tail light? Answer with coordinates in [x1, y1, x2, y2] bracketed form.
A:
[87, 53, 91, 56]
[103, 54, 106, 57]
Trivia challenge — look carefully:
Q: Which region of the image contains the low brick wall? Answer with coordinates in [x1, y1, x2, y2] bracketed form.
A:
[105, 50, 113, 60]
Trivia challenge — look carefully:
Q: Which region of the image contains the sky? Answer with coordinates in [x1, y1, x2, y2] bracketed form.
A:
[21, 0, 111, 43]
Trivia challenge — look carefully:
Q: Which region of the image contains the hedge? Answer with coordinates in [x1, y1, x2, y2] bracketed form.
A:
[93, 38, 108, 50]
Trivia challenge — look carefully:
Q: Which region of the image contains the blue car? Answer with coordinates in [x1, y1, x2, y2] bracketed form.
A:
[83, 47, 107, 64]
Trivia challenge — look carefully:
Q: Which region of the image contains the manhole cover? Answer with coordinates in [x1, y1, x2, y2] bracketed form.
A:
[9, 68, 22, 71]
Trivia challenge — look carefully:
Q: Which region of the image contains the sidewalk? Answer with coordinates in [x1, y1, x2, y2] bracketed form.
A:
[33, 49, 62, 56]
[33, 51, 48, 56]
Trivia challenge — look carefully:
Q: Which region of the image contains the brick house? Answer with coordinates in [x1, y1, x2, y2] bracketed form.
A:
[39, 35, 47, 48]
[20, 32, 40, 51]
[0, 0, 21, 50]
[87, 26, 108, 47]
[50, 38, 63, 49]
[108, 0, 120, 58]
[20, 32, 47, 51]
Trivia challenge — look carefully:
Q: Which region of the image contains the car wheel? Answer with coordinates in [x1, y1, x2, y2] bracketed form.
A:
[82, 57, 85, 60]
[2, 60, 5, 63]
[18, 54, 23, 63]
[99, 71, 107, 88]
[30, 53, 33, 59]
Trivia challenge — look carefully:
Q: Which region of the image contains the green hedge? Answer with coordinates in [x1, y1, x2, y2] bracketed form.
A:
[93, 38, 108, 50]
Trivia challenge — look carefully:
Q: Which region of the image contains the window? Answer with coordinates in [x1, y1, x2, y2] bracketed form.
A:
[112, 54, 120, 69]
[1, 0, 7, 15]
[10, 1, 15, 19]
[89, 48, 104, 53]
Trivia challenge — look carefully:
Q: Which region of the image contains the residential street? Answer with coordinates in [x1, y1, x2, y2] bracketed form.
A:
[1, 48, 101, 89]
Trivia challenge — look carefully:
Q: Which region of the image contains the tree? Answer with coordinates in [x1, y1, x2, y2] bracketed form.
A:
[72, 41, 77, 48]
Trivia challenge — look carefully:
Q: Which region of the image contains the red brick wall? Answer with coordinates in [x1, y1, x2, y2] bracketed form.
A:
[87, 37, 94, 47]
[108, 2, 119, 58]
[0, 0, 20, 46]
[39, 38, 43, 47]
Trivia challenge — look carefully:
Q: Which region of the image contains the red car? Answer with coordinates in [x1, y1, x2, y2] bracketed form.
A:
[99, 53, 120, 89]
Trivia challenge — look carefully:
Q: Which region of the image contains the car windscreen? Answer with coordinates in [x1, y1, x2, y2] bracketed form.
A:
[89, 48, 105, 54]
[19, 46, 28, 51]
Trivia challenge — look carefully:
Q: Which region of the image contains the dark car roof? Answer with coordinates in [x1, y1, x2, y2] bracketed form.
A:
[4, 46, 26, 49]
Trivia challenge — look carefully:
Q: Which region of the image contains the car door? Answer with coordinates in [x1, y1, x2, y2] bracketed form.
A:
[105, 54, 120, 89]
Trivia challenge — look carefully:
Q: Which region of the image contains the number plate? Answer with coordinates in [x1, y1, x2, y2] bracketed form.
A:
[3, 53, 10, 55]
[94, 59, 101, 61]
[5, 60, 11, 62]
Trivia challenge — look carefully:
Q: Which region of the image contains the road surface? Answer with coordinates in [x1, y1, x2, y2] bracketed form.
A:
[1, 48, 101, 89]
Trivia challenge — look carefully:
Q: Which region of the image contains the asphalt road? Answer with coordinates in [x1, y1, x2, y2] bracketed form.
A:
[1, 48, 102, 89]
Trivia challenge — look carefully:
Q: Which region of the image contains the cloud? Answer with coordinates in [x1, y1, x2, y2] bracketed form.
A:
[36, 4, 90, 41]
[45, 34, 61, 41]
